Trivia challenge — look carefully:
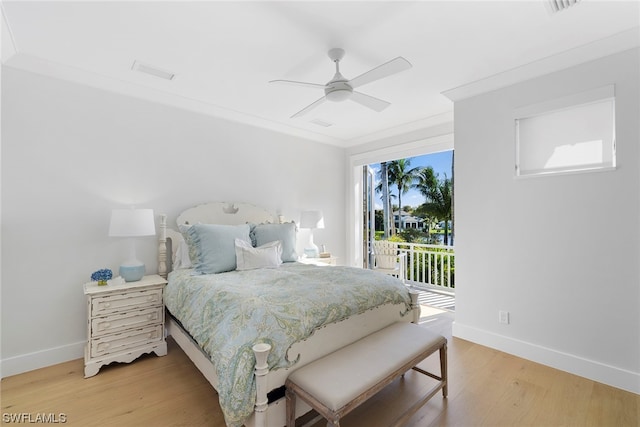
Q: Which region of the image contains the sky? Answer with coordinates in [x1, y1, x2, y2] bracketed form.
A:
[369, 150, 453, 210]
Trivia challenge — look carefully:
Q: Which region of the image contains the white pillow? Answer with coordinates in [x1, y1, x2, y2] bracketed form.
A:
[235, 239, 282, 271]
[174, 240, 192, 269]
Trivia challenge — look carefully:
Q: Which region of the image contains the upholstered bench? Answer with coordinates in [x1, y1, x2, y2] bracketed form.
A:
[285, 322, 447, 427]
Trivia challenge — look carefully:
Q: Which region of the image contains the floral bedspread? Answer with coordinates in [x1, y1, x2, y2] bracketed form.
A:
[164, 262, 411, 427]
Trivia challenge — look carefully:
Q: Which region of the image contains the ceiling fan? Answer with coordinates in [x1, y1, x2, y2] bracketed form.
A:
[270, 48, 412, 119]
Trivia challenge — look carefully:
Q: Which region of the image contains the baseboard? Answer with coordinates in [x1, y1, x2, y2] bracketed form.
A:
[0, 341, 85, 379]
[452, 322, 640, 395]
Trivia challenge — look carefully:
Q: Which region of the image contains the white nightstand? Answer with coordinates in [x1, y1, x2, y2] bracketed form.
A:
[83, 274, 168, 377]
[298, 256, 338, 266]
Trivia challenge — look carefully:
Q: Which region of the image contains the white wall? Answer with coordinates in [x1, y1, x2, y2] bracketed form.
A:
[0, 66, 345, 376]
[453, 48, 640, 393]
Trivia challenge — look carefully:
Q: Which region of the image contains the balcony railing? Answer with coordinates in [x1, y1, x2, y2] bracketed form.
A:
[389, 241, 455, 292]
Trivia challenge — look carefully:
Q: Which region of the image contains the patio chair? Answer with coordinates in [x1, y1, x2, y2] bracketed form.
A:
[373, 240, 406, 283]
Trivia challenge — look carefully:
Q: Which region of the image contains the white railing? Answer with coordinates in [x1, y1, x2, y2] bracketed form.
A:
[394, 241, 455, 292]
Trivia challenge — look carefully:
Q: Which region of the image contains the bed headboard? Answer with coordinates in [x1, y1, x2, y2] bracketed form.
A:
[158, 202, 284, 277]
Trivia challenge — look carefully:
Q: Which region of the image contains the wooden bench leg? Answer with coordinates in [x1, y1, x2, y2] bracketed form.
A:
[440, 343, 448, 398]
[286, 388, 296, 427]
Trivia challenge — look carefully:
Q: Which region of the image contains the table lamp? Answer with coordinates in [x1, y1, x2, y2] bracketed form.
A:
[300, 210, 324, 258]
[109, 208, 156, 282]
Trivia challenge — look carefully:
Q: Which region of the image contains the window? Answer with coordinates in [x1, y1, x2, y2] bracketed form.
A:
[515, 85, 616, 177]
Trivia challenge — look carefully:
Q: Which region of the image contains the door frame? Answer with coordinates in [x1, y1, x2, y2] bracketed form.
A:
[346, 133, 454, 267]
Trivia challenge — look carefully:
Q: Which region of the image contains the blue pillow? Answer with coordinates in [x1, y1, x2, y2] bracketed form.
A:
[252, 222, 298, 262]
[187, 223, 251, 274]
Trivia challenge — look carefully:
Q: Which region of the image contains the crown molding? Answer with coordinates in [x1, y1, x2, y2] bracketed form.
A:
[442, 27, 640, 102]
[343, 111, 454, 148]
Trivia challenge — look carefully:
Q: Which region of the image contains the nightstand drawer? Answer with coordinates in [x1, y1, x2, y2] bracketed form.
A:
[91, 324, 163, 357]
[91, 307, 163, 337]
[91, 288, 162, 316]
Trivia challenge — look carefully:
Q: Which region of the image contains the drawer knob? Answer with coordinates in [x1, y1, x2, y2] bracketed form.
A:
[147, 296, 154, 301]
[102, 322, 111, 329]
[104, 303, 111, 308]
[147, 314, 152, 319]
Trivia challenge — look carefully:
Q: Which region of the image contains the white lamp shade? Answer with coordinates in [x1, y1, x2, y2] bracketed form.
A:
[109, 209, 156, 237]
[300, 210, 325, 229]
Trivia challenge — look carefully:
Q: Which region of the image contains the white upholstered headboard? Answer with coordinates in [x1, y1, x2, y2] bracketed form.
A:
[158, 202, 284, 277]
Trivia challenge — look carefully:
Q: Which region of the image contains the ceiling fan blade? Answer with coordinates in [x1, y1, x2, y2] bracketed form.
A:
[291, 96, 327, 118]
[269, 79, 325, 89]
[350, 91, 390, 112]
[349, 57, 412, 89]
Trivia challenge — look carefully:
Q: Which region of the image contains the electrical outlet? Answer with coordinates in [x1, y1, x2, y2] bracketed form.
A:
[499, 310, 510, 324]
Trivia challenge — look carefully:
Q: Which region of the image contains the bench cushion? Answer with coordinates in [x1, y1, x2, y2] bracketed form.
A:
[287, 322, 445, 411]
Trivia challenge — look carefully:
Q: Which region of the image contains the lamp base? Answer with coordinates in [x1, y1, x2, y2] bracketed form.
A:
[119, 264, 145, 282]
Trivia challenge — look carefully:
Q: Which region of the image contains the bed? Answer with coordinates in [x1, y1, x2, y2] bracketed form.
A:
[158, 202, 420, 427]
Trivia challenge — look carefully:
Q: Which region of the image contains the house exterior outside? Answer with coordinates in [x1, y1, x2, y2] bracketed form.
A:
[393, 210, 426, 230]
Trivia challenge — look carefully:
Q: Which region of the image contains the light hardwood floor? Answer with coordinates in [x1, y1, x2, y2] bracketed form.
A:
[2, 316, 638, 426]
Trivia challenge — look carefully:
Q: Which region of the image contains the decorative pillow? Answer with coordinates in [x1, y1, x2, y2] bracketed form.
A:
[187, 223, 252, 274]
[252, 222, 298, 262]
[235, 239, 282, 271]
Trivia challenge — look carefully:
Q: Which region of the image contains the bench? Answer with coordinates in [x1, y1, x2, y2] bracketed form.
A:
[285, 322, 447, 427]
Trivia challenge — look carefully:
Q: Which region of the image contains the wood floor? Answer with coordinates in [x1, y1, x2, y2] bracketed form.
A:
[2, 312, 638, 427]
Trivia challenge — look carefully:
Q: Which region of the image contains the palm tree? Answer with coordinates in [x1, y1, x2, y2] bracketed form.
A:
[413, 166, 438, 238]
[414, 167, 453, 245]
[387, 159, 419, 231]
[375, 162, 393, 238]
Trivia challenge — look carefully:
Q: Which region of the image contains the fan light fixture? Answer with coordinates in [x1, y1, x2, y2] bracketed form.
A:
[325, 83, 353, 102]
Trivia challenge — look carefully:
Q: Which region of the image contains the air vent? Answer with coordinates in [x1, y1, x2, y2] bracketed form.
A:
[546, 0, 582, 14]
[131, 60, 175, 80]
[309, 119, 333, 128]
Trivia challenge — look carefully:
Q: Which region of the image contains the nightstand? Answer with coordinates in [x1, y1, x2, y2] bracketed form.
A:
[298, 256, 338, 266]
[83, 274, 168, 377]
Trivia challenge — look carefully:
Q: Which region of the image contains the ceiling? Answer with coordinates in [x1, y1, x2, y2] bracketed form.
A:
[2, 1, 639, 147]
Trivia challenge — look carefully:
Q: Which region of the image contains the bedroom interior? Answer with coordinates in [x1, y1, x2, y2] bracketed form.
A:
[1, 1, 639, 426]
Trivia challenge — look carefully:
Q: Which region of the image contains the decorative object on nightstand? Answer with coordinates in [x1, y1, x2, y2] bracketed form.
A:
[319, 244, 331, 258]
[300, 210, 324, 258]
[83, 274, 168, 377]
[90, 268, 113, 286]
[109, 208, 156, 282]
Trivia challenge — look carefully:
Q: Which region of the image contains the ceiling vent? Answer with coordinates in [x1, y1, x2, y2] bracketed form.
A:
[546, 0, 582, 14]
[310, 119, 333, 128]
[131, 60, 175, 81]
